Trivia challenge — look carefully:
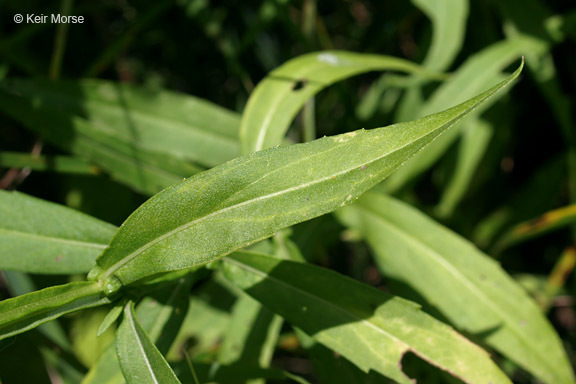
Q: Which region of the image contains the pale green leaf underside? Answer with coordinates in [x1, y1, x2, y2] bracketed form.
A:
[0, 281, 110, 341]
[0, 190, 116, 274]
[116, 302, 181, 384]
[91, 63, 521, 288]
[240, 50, 441, 154]
[336, 192, 575, 384]
[222, 251, 511, 384]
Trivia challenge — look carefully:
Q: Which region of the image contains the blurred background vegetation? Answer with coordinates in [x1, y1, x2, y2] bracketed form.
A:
[1, 0, 576, 382]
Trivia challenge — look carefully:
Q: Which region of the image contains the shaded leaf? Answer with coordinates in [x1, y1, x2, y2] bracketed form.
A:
[240, 50, 441, 153]
[0, 151, 98, 175]
[90, 64, 521, 288]
[221, 252, 511, 384]
[116, 302, 181, 384]
[0, 281, 110, 341]
[336, 192, 575, 384]
[0, 189, 116, 274]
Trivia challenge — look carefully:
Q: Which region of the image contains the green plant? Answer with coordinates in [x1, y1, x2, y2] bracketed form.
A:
[1, 1, 576, 383]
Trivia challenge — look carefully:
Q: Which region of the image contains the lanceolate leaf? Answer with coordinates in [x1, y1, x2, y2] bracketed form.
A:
[116, 302, 181, 384]
[0, 79, 240, 168]
[0, 190, 116, 274]
[89, 63, 522, 289]
[221, 252, 511, 384]
[0, 282, 110, 341]
[336, 192, 575, 384]
[240, 51, 441, 154]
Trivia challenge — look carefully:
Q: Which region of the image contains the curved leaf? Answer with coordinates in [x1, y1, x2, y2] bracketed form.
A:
[221, 252, 511, 384]
[412, 0, 469, 72]
[116, 302, 181, 384]
[240, 50, 441, 153]
[0, 190, 116, 274]
[336, 192, 575, 384]
[90, 64, 521, 288]
[0, 281, 110, 341]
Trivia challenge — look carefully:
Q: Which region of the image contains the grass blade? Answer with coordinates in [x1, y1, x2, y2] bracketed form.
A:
[336, 192, 575, 384]
[221, 252, 511, 384]
[90, 63, 522, 288]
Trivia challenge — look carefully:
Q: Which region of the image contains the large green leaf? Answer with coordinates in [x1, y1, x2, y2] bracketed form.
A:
[116, 302, 181, 384]
[221, 252, 511, 384]
[239, 51, 440, 153]
[336, 192, 575, 384]
[0, 190, 117, 274]
[89, 63, 521, 289]
[0, 281, 110, 341]
[0, 79, 233, 194]
[0, 79, 240, 168]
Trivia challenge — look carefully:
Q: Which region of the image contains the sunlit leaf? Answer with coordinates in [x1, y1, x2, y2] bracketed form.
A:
[221, 252, 511, 384]
[336, 192, 575, 384]
[89, 64, 521, 289]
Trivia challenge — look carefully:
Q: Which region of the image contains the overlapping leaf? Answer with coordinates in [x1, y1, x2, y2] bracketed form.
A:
[240, 51, 441, 153]
[336, 192, 575, 384]
[89, 64, 521, 289]
[221, 252, 511, 384]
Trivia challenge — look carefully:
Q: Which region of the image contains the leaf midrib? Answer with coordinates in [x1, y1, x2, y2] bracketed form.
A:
[0, 227, 108, 249]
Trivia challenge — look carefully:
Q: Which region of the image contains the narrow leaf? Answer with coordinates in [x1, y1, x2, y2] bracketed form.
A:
[382, 39, 531, 192]
[85, 278, 192, 384]
[495, 204, 576, 252]
[412, 0, 469, 72]
[90, 63, 522, 288]
[0, 281, 110, 341]
[0, 151, 98, 175]
[221, 252, 511, 384]
[116, 302, 181, 384]
[0, 189, 116, 274]
[240, 50, 441, 153]
[336, 192, 575, 384]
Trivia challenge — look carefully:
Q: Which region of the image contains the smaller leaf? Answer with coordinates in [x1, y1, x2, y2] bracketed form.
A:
[116, 301, 181, 384]
[495, 204, 576, 252]
[98, 301, 125, 337]
[0, 151, 98, 175]
[0, 281, 110, 341]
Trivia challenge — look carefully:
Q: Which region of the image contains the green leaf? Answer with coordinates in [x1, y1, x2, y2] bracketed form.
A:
[494, 204, 576, 252]
[0, 80, 226, 194]
[239, 50, 441, 153]
[336, 192, 575, 384]
[0, 281, 110, 341]
[435, 117, 493, 217]
[116, 301, 181, 384]
[84, 278, 192, 384]
[0, 189, 116, 274]
[0, 79, 240, 168]
[0, 151, 98, 175]
[382, 38, 531, 193]
[221, 252, 511, 384]
[411, 0, 469, 72]
[90, 62, 522, 288]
